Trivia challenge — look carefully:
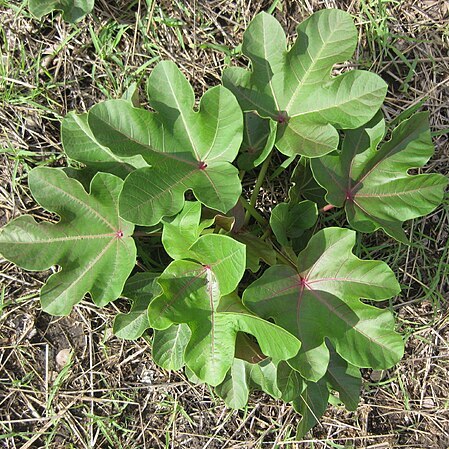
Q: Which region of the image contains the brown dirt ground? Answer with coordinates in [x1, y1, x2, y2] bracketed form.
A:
[1, 1, 448, 448]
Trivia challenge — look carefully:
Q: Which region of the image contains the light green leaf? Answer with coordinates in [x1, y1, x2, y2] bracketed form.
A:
[162, 201, 202, 260]
[153, 324, 191, 371]
[215, 358, 251, 409]
[88, 61, 243, 225]
[148, 235, 300, 385]
[223, 10, 387, 157]
[28, 0, 94, 22]
[62, 111, 148, 180]
[0, 168, 136, 315]
[243, 227, 403, 381]
[113, 272, 160, 340]
[312, 112, 448, 242]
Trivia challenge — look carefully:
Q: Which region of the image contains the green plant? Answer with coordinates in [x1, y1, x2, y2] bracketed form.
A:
[1, 9, 446, 438]
[28, 0, 94, 22]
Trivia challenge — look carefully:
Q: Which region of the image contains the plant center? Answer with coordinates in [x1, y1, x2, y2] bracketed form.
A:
[198, 161, 208, 170]
[115, 230, 124, 238]
[276, 111, 289, 124]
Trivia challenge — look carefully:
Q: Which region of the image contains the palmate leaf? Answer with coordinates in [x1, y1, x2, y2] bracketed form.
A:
[311, 112, 448, 242]
[0, 168, 136, 315]
[28, 0, 94, 22]
[148, 234, 300, 385]
[223, 9, 387, 157]
[87, 61, 243, 226]
[243, 227, 404, 382]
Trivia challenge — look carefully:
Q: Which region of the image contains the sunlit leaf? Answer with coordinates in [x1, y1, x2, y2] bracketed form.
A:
[312, 112, 448, 242]
[243, 227, 403, 381]
[223, 10, 387, 157]
[148, 235, 300, 385]
[0, 168, 136, 315]
[87, 61, 243, 225]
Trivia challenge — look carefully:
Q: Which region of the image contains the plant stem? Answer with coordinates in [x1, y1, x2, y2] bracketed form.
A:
[273, 247, 296, 269]
[240, 197, 268, 227]
[133, 231, 162, 237]
[243, 152, 272, 226]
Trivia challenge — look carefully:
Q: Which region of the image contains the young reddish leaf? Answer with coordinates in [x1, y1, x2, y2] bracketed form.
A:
[87, 61, 243, 225]
[243, 227, 403, 381]
[223, 10, 387, 158]
[0, 168, 136, 316]
[312, 112, 448, 242]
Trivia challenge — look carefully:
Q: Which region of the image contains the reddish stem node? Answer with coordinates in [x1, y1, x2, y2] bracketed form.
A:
[320, 204, 335, 213]
[198, 161, 208, 170]
[116, 230, 124, 238]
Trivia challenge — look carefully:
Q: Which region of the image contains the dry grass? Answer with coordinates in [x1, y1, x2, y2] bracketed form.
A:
[1, 0, 448, 448]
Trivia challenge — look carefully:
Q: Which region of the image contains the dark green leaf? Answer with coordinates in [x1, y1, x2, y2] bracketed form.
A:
[294, 378, 329, 438]
[238, 112, 277, 170]
[270, 200, 318, 247]
[113, 272, 160, 340]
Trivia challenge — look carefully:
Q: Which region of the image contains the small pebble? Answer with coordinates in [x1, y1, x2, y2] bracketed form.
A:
[56, 348, 72, 368]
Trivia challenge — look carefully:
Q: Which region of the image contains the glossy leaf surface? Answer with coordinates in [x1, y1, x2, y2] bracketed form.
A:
[312, 112, 448, 241]
[0, 168, 136, 315]
[223, 10, 387, 157]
